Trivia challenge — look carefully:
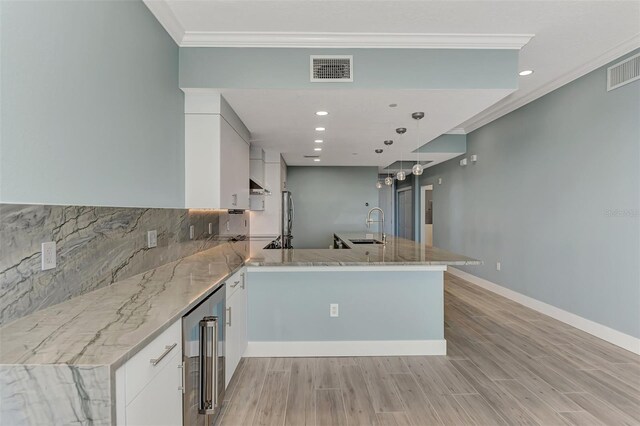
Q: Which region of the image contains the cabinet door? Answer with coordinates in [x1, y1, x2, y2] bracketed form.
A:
[220, 119, 250, 210]
[225, 271, 248, 388]
[225, 290, 240, 388]
[236, 272, 248, 360]
[125, 352, 182, 426]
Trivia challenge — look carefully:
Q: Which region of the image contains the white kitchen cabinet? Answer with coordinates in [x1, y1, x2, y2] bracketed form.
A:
[219, 119, 250, 210]
[250, 194, 265, 211]
[115, 320, 183, 426]
[185, 92, 251, 210]
[225, 269, 247, 387]
[250, 154, 287, 236]
[250, 146, 265, 188]
[125, 351, 182, 426]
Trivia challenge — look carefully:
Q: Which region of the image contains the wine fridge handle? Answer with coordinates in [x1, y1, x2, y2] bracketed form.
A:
[198, 316, 218, 415]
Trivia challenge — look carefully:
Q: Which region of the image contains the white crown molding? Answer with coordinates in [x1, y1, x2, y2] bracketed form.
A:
[143, 0, 185, 45]
[446, 128, 467, 135]
[448, 268, 640, 355]
[461, 34, 640, 133]
[179, 31, 533, 49]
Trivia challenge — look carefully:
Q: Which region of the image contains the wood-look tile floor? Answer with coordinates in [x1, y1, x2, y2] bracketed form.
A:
[218, 272, 640, 426]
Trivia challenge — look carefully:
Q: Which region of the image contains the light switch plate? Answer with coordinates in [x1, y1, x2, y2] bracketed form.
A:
[41, 242, 56, 270]
[438, 178, 442, 185]
[496, 262, 501, 271]
[189, 225, 195, 240]
[208, 223, 213, 235]
[147, 230, 157, 248]
[330, 304, 339, 317]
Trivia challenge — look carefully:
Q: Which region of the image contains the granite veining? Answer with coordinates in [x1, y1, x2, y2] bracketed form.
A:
[0, 204, 248, 325]
[0, 240, 248, 425]
[0, 229, 478, 425]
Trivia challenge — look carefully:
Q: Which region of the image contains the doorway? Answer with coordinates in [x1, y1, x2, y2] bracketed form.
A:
[420, 185, 433, 245]
[396, 187, 413, 240]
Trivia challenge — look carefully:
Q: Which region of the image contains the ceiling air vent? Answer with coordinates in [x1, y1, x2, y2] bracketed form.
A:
[607, 53, 640, 91]
[310, 55, 353, 82]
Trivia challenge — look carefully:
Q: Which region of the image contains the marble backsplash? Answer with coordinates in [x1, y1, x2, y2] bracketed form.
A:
[0, 204, 249, 325]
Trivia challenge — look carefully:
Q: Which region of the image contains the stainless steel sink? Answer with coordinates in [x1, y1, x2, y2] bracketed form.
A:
[349, 239, 384, 245]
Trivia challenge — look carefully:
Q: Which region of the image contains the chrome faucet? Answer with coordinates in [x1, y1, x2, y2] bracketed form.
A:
[366, 207, 386, 244]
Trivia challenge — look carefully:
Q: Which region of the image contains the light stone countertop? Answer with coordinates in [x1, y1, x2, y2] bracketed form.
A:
[0, 234, 479, 425]
[0, 234, 478, 367]
[246, 233, 481, 267]
[0, 241, 248, 367]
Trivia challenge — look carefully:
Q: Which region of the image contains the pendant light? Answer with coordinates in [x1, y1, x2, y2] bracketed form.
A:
[411, 112, 425, 176]
[396, 128, 407, 181]
[374, 148, 384, 189]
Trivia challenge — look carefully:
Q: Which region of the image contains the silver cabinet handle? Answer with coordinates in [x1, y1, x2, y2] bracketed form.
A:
[226, 307, 232, 326]
[230, 280, 240, 288]
[150, 343, 177, 366]
[240, 272, 245, 289]
[199, 316, 218, 414]
[178, 361, 185, 393]
[232, 194, 238, 206]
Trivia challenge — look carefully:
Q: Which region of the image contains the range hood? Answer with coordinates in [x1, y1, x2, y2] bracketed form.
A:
[250, 179, 271, 195]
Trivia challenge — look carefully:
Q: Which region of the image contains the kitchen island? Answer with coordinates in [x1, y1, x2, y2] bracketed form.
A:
[0, 233, 478, 425]
[245, 232, 480, 357]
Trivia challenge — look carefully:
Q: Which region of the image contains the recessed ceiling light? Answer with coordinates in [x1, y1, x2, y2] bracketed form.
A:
[519, 70, 534, 76]
[315, 127, 325, 131]
[314, 147, 322, 151]
[313, 158, 321, 162]
[316, 111, 329, 116]
[314, 139, 323, 143]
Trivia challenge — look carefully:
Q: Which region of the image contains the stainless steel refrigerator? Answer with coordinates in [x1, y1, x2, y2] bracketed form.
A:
[281, 190, 294, 249]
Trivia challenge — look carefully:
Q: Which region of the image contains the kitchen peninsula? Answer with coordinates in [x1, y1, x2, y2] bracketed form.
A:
[0, 234, 478, 425]
[245, 232, 480, 357]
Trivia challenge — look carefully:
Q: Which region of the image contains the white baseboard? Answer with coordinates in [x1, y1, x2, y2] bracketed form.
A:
[244, 340, 447, 357]
[448, 267, 640, 355]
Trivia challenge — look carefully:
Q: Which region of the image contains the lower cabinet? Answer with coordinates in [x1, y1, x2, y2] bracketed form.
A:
[225, 268, 248, 387]
[115, 320, 183, 426]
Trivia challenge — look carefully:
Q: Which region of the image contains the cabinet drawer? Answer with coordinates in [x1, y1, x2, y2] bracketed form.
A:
[226, 269, 245, 300]
[125, 320, 181, 405]
[125, 351, 183, 426]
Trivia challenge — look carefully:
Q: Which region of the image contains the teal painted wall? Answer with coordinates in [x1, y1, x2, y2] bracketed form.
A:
[180, 48, 518, 90]
[420, 50, 640, 338]
[287, 166, 379, 248]
[0, 1, 185, 207]
[247, 271, 444, 341]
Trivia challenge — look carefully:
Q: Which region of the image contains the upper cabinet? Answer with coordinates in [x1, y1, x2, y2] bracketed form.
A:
[250, 146, 265, 189]
[185, 92, 250, 210]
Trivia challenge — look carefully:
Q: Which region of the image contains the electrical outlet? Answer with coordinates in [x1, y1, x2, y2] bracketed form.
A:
[330, 304, 339, 317]
[208, 223, 213, 235]
[496, 262, 501, 271]
[147, 230, 157, 248]
[41, 242, 56, 270]
[226, 221, 230, 232]
[438, 177, 443, 185]
[189, 225, 195, 240]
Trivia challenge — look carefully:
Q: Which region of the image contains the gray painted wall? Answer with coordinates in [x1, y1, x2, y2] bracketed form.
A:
[420, 51, 640, 338]
[287, 166, 379, 248]
[1, 1, 185, 208]
[180, 48, 518, 90]
[248, 271, 444, 341]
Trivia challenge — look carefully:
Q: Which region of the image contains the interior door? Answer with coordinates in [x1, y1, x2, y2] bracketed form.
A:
[397, 189, 413, 240]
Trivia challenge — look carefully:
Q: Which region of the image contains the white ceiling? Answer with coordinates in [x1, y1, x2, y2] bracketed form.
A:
[222, 89, 511, 168]
[146, 0, 640, 168]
